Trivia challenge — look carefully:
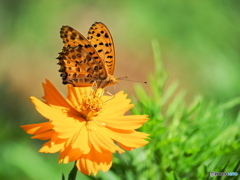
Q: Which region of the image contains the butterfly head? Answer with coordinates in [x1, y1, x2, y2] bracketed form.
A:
[97, 75, 119, 88]
[105, 75, 119, 87]
[109, 76, 119, 85]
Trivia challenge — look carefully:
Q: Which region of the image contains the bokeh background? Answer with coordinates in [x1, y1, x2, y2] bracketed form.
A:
[1, 0, 240, 179]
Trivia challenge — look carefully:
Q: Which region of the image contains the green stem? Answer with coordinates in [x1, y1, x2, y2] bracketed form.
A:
[68, 161, 78, 180]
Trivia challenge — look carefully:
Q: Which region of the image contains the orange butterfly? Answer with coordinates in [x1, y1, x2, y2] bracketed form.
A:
[57, 22, 118, 88]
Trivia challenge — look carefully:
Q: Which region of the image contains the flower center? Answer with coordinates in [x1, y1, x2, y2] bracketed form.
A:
[77, 89, 105, 121]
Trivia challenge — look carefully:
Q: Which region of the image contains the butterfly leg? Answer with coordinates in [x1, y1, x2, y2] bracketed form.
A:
[87, 81, 99, 97]
[104, 90, 115, 102]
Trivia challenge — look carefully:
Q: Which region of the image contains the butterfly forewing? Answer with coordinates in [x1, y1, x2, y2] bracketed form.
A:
[87, 22, 115, 75]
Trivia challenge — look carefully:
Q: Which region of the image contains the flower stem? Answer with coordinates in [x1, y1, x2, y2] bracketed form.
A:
[68, 161, 78, 180]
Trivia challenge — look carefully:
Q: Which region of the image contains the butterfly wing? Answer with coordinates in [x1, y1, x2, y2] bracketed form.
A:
[87, 22, 115, 75]
[60, 25, 108, 76]
[59, 25, 109, 86]
[57, 46, 106, 87]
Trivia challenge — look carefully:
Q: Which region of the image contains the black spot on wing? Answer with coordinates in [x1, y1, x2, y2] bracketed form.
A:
[79, 36, 84, 40]
[73, 73, 77, 78]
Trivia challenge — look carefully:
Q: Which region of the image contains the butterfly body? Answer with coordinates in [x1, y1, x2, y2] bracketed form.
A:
[57, 22, 117, 88]
[96, 74, 119, 88]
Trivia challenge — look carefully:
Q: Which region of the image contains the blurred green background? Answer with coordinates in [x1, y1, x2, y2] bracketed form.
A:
[1, 0, 240, 179]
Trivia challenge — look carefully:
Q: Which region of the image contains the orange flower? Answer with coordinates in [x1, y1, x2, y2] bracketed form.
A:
[21, 80, 149, 175]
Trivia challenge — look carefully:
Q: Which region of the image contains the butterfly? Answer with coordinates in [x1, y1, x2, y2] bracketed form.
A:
[56, 22, 118, 89]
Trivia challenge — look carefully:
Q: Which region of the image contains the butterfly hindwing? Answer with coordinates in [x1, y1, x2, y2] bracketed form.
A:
[57, 46, 106, 87]
[87, 22, 115, 75]
[60, 25, 106, 72]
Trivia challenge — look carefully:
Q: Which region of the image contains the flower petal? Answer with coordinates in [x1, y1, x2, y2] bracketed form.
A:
[67, 85, 93, 108]
[59, 146, 83, 163]
[31, 130, 54, 140]
[65, 121, 91, 154]
[105, 127, 150, 149]
[87, 121, 124, 154]
[97, 115, 149, 130]
[20, 122, 53, 135]
[76, 148, 112, 175]
[39, 133, 66, 153]
[40, 140, 64, 153]
[102, 91, 133, 116]
[30, 96, 84, 139]
[42, 79, 73, 110]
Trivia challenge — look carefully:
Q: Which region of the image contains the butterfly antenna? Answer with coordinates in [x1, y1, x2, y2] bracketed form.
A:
[118, 76, 147, 84]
